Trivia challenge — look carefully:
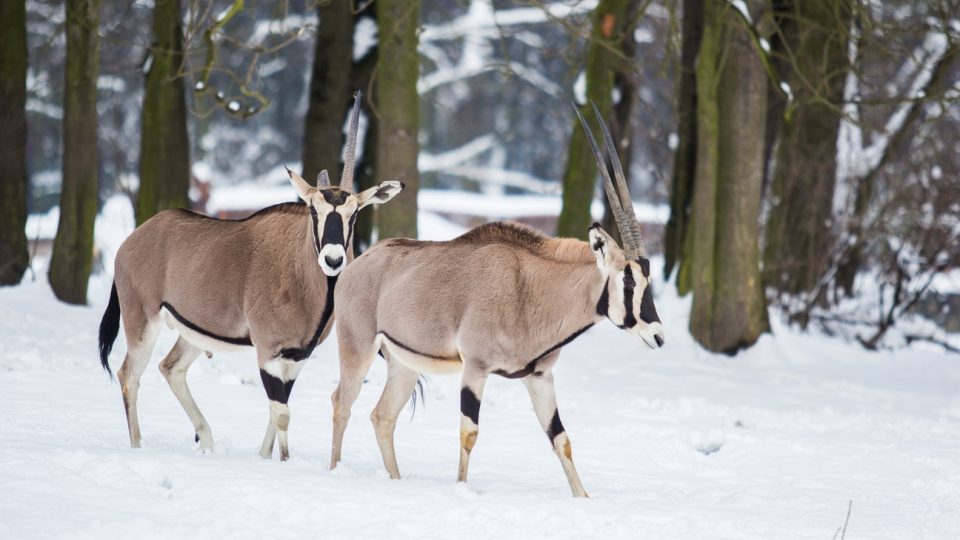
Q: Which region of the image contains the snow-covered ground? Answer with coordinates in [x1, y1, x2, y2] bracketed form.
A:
[2, 214, 959, 539]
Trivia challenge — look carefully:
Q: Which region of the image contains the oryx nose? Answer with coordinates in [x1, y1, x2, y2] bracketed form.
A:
[324, 254, 343, 269]
[654, 334, 665, 348]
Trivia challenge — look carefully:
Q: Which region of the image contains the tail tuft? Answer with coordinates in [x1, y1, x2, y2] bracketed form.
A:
[408, 375, 428, 421]
[98, 283, 121, 378]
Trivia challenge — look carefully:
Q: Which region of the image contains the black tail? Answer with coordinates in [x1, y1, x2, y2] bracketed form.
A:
[408, 375, 428, 421]
[98, 282, 121, 378]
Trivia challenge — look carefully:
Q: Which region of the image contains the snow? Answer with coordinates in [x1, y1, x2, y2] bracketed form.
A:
[2, 239, 959, 537]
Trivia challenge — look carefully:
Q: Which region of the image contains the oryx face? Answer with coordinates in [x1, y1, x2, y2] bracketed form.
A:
[589, 224, 665, 349]
[287, 169, 404, 277]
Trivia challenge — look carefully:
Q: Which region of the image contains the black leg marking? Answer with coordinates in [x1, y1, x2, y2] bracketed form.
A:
[460, 387, 481, 425]
[260, 370, 296, 404]
[546, 410, 565, 444]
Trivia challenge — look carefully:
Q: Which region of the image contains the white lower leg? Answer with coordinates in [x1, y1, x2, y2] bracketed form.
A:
[272, 401, 291, 461]
[259, 418, 277, 459]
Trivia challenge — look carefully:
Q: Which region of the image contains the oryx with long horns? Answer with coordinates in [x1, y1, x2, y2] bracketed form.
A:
[98, 92, 404, 460]
[328, 103, 664, 496]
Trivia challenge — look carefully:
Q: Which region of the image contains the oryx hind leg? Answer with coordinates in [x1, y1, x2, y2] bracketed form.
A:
[370, 349, 420, 479]
[257, 354, 303, 461]
[117, 310, 161, 449]
[521, 366, 588, 498]
[158, 336, 211, 450]
[457, 366, 488, 483]
[330, 334, 378, 470]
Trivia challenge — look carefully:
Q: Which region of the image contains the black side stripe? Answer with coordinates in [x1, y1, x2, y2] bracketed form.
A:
[279, 276, 338, 361]
[378, 331, 461, 361]
[160, 302, 253, 346]
[494, 323, 594, 379]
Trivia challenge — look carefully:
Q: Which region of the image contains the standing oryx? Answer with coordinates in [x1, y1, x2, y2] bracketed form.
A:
[98, 92, 404, 460]
[329, 103, 665, 496]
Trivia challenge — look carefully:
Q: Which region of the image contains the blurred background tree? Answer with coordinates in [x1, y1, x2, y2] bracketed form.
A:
[4, 0, 958, 351]
[0, 0, 29, 285]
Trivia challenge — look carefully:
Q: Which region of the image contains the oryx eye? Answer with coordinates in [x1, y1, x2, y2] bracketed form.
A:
[623, 273, 636, 288]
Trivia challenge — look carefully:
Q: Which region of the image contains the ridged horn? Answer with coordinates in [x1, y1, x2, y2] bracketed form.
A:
[590, 101, 645, 257]
[572, 102, 638, 257]
[317, 169, 330, 188]
[340, 90, 362, 189]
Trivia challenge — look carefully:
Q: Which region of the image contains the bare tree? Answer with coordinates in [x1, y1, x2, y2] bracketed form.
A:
[0, 0, 29, 285]
[49, 0, 102, 305]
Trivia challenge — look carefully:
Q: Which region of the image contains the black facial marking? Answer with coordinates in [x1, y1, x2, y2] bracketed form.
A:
[638, 256, 651, 278]
[493, 324, 594, 379]
[639, 282, 660, 324]
[621, 266, 638, 329]
[160, 302, 253, 346]
[347, 210, 358, 246]
[460, 387, 481, 425]
[309, 206, 322, 256]
[546, 410, 565, 443]
[596, 278, 610, 317]
[319, 188, 350, 206]
[278, 276, 337, 361]
[260, 369, 296, 404]
[321, 210, 345, 248]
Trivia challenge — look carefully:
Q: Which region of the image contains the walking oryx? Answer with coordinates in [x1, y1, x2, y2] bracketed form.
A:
[97, 92, 404, 460]
[329, 103, 665, 496]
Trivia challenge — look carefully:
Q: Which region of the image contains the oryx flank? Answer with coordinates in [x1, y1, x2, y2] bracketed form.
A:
[329, 103, 665, 496]
[97, 92, 403, 460]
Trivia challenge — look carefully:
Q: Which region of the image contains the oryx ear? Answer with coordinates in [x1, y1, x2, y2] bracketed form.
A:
[588, 223, 618, 271]
[357, 180, 405, 209]
[285, 166, 315, 201]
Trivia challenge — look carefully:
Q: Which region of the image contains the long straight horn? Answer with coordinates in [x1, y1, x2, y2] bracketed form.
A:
[340, 90, 362, 189]
[590, 101, 645, 257]
[572, 103, 637, 256]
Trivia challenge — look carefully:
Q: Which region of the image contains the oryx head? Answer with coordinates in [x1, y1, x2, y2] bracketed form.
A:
[576, 102, 665, 349]
[286, 91, 404, 277]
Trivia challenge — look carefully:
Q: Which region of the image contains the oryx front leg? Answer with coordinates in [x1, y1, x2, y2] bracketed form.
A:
[458, 368, 488, 484]
[258, 357, 302, 461]
[159, 336, 212, 450]
[370, 351, 420, 479]
[330, 339, 377, 470]
[522, 371, 588, 497]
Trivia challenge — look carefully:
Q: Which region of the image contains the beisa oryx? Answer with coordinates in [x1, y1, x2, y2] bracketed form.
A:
[97, 92, 404, 460]
[329, 103, 665, 496]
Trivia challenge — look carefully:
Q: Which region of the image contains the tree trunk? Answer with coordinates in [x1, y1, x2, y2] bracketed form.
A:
[49, 0, 102, 304]
[0, 0, 29, 285]
[375, 0, 420, 239]
[688, 0, 770, 353]
[556, 0, 628, 240]
[763, 0, 851, 301]
[136, 0, 190, 226]
[663, 0, 703, 292]
[302, 0, 353, 182]
[350, 11, 378, 255]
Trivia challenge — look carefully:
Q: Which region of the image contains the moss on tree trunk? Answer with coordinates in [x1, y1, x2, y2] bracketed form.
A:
[0, 0, 29, 285]
[556, 0, 628, 240]
[688, 0, 770, 353]
[375, 0, 420, 239]
[302, 0, 353, 182]
[136, 0, 190, 225]
[49, 0, 102, 304]
[663, 0, 703, 293]
[763, 0, 851, 300]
